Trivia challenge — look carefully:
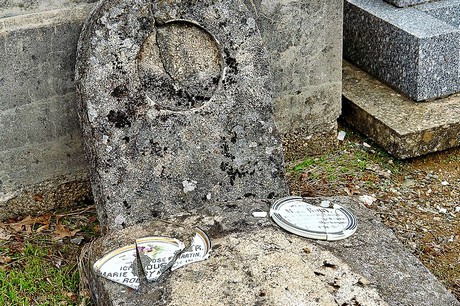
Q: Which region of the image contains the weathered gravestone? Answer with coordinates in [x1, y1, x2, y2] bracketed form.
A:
[76, 1, 460, 305]
[75, 0, 287, 232]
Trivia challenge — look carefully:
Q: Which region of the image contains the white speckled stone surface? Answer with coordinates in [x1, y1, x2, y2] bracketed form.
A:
[384, 0, 431, 8]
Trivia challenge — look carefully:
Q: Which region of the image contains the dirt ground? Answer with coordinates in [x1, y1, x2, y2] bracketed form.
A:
[287, 121, 460, 300]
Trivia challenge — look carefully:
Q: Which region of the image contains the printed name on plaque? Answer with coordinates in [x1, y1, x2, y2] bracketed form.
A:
[93, 244, 140, 290]
[171, 228, 211, 271]
[93, 229, 212, 289]
[136, 237, 185, 282]
[270, 196, 358, 241]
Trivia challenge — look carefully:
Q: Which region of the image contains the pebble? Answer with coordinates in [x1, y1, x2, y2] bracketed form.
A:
[337, 131, 346, 141]
[70, 236, 85, 245]
[358, 277, 370, 286]
[358, 195, 377, 206]
[252, 211, 267, 218]
[402, 179, 416, 188]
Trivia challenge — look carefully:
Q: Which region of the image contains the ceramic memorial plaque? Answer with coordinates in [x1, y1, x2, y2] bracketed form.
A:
[136, 237, 184, 282]
[270, 196, 358, 241]
[93, 244, 140, 290]
[171, 228, 211, 271]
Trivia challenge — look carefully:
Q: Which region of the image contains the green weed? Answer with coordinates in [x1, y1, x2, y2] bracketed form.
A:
[0, 242, 80, 305]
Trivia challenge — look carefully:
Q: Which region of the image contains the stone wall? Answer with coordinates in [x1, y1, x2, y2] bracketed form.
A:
[247, 0, 343, 160]
[0, 2, 95, 219]
[0, 0, 97, 17]
[0, 0, 343, 218]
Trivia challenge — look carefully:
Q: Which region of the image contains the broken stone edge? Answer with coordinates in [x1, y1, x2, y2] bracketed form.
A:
[79, 197, 459, 305]
[316, 197, 460, 306]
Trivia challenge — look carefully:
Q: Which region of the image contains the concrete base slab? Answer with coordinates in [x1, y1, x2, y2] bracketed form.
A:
[342, 61, 460, 159]
[80, 197, 459, 305]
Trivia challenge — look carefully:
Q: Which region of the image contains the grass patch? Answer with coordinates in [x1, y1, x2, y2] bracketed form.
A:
[287, 125, 401, 198]
[0, 206, 100, 306]
[0, 242, 79, 305]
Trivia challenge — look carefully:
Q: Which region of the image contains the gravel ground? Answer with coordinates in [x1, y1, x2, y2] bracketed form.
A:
[287, 121, 460, 300]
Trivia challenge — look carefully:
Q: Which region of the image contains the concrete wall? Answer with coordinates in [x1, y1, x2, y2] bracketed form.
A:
[0, 2, 96, 219]
[0, 0, 343, 218]
[0, 0, 96, 17]
[247, 0, 343, 160]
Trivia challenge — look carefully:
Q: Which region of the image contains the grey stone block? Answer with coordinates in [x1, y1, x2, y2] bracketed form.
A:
[0, 4, 94, 218]
[79, 197, 460, 306]
[384, 0, 431, 8]
[76, 0, 288, 231]
[247, 0, 342, 159]
[342, 61, 460, 159]
[344, 0, 460, 101]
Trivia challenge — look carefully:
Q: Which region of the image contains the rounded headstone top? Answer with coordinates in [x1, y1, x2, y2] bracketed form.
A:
[138, 20, 223, 111]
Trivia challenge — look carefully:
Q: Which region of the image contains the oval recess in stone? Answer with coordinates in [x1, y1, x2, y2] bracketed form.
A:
[138, 20, 223, 111]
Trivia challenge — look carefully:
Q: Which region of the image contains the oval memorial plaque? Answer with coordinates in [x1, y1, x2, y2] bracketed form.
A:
[270, 196, 358, 241]
[93, 244, 140, 290]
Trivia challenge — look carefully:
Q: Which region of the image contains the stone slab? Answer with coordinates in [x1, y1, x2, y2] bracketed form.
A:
[79, 197, 460, 306]
[0, 4, 94, 219]
[245, 0, 343, 159]
[76, 0, 288, 231]
[316, 197, 460, 306]
[344, 0, 460, 101]
[342, 61, 460, 159]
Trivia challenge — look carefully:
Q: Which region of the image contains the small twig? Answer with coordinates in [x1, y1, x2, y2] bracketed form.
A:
[55, 205, 96, 218]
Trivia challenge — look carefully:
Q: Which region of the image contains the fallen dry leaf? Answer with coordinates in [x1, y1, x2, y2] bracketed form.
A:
[53, 221, 80, 240]
[0, 226, 13, 240]
[8, 214, 51, 234]
[0, 256, 12, 264]
[36, 223, 50, 233]
[62, 291, 78, 302]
